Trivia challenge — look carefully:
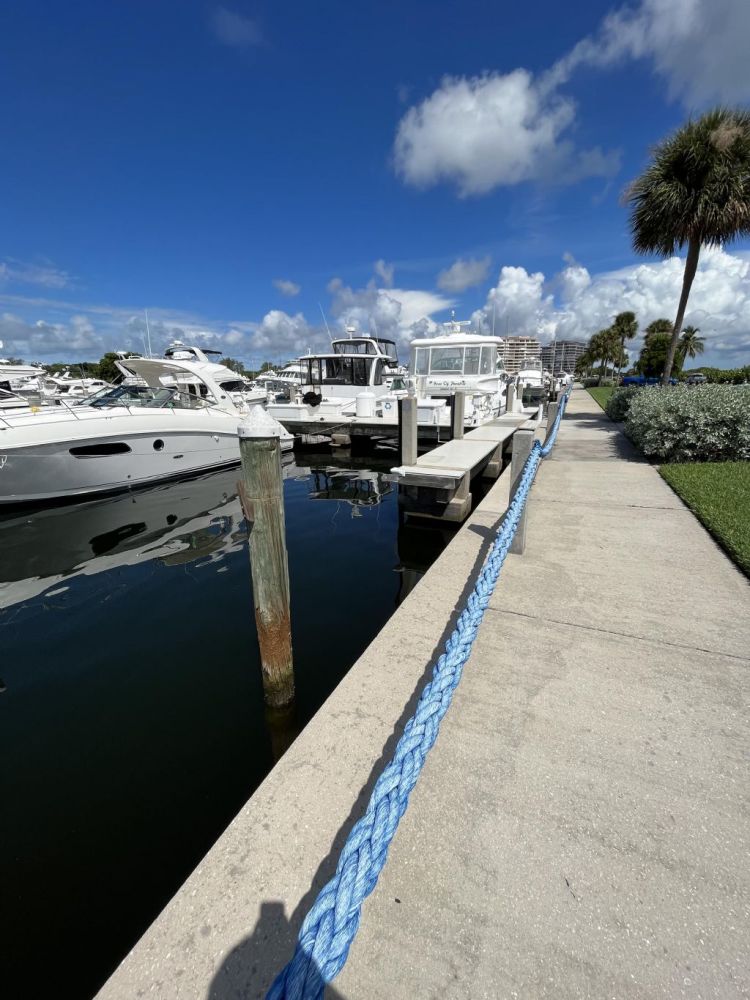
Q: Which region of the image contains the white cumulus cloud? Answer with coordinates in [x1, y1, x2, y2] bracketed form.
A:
[273, 278, 301, 297]
[437, 256, 491, 293]
[374, 259, 395, 287]
[394, 70, 618, 196]
[393, 0, 750, 197]
[472, 246, 750, 368]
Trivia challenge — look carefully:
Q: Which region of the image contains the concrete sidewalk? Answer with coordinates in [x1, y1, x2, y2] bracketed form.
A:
[336, 389, 750, 999]
[98, 389, 749, 1000]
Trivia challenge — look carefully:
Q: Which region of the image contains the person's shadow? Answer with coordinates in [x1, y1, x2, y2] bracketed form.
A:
[207, 900, 347, 1000]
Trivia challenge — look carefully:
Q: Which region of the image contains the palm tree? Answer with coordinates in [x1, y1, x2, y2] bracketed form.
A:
[680, 324, 705, 362]
[643, 318, 673, 340]
[626, 108, 750, 384]
[589, 327, 621, 384]
[611, 311, 638, 380]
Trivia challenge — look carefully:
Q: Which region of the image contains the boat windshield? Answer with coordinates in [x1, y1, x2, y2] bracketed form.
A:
[413, 344, 495, 376]
[305, 357, 383, 387]
[79, 385, 217, 410]
[331, 338, 398, 362]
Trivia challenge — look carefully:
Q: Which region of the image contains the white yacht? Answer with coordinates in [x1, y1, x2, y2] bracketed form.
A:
[149, 342, 267, 407]
[410, 321, 508, 423]
[0, 356, 292, 506]
[266, 340, 395, 435]
[0, 388, 32, 412]
[39, 371, 112, 404]
[0, 358, 47, 393]
[516, 358, 547, 406]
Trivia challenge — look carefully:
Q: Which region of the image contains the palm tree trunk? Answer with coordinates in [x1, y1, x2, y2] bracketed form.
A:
[663, 237, 700, 385]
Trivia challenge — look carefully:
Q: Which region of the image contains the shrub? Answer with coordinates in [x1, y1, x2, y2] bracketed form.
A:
[682, 366, 750, 384]
[605, 385, 646, 421]
[582, 376, 615, 387]
[625, 385, 750, 462]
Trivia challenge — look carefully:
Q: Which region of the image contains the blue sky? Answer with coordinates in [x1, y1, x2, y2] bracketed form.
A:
[1, 0, 749, 367]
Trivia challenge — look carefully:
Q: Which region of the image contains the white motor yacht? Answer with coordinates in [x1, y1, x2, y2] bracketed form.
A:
[0, 357, 292, 506]
[154, 342, 267, 407]
[0, 357, 47, 393]
[39, 372, 112, 404]
[0, 388, 33, 413]
[410, 321, 508, 423]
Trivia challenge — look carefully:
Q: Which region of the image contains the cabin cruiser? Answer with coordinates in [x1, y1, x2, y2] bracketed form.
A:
[0, 358, 47, 393]
[410, 322, 508, 424]
[0, 388, 33, 412]
[0, 357, 292, 506]
[38, 372, 112, 404]
[516, 358, 547, 406]
[330, 329, 408, 385]
[137, 342, 268, 407]
[266, 341, 395, 436]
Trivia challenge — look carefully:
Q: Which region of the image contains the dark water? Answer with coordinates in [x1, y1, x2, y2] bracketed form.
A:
[0, 456, 453, 1000]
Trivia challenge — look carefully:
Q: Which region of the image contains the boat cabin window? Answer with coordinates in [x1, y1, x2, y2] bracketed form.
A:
[332, 340, 375, 356]
[305, 357, 378, 387]
[217, 379, 247, 393]
[331, 339, 398, 363]
[413, 344, 496, 376]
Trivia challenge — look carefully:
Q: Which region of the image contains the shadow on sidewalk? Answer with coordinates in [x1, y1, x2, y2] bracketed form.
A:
[207, 900, 347, 999]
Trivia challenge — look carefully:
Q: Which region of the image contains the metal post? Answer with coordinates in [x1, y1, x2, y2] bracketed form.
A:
[238, 408, 294, 708]
[398, 397, 418, 466]
[544, 401, 559, 450]
[450, 391, 465, 440]
[509, 428, 534, 555]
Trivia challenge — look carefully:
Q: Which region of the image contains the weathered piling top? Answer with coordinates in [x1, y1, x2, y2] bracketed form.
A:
[97, 389, 750, 1000]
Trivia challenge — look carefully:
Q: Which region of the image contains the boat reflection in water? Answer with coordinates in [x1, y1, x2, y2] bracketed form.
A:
[0, 453, 456, 1000]
[0, 453, 452, 611]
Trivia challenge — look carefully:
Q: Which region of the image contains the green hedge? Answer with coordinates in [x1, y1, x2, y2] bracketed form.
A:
[625, 384, 750, 462]
[605, 385, 645, 421]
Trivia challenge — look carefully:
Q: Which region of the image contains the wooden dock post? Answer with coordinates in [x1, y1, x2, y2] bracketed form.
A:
[509, 428, 534, 555]
[544, 401, 559, 449]
[238, 408, 294, 708]
[450, 391, 465, 440]
[398, 396, 418, 466]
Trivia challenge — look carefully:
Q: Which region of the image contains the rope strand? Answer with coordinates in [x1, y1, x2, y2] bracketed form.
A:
[268, 392, 569, 999]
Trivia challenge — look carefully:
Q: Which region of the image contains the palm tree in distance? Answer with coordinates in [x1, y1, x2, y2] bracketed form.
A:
[680, 325, 705, 362]
[643, 318, 673, 340]
[612, 311, 638, 380]
[626, 108, 750, 384]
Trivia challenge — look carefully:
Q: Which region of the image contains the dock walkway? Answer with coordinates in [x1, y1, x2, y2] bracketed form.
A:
[97, 389, 750, 1000]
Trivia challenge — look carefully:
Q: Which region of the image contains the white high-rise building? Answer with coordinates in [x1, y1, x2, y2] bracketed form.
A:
[541, 340, 587, 373]
[502, 336, 541, 373]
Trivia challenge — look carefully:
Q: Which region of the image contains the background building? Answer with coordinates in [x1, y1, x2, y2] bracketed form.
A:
[541, 340, 587, 373]
[502, 336, 541, 372]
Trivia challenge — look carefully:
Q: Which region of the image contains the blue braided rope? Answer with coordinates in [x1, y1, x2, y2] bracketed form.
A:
[267, 391, 570, 1000]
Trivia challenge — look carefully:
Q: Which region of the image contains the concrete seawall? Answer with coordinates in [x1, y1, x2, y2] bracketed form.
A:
[98, 389, 750, 999]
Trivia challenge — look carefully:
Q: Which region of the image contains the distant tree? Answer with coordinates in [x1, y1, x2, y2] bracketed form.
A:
[611, 311, 638, 379]
[97, 352, 125, 382]
[5, 356, 25, 365]
[589, 328, 622, 384]
[643, 318, 673, 340]
[259, 360, 275, 372]
[636, 333, 684, 378]
[626, 107, 750, 384]
[679, 325, 705, 361]
[218, 357, 246, 375]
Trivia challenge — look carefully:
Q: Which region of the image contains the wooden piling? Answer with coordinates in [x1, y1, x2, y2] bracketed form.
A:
[506, 381, 516, 414]
[544, 401, 559, 449]
[509, 428, 534, 555]
[398, 397, 418, 466]
[238, 409, 294, 708]
[450, 391, 465, 440]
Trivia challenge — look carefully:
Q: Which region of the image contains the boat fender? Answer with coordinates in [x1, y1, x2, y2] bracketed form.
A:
[302, 391, 322, 407]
